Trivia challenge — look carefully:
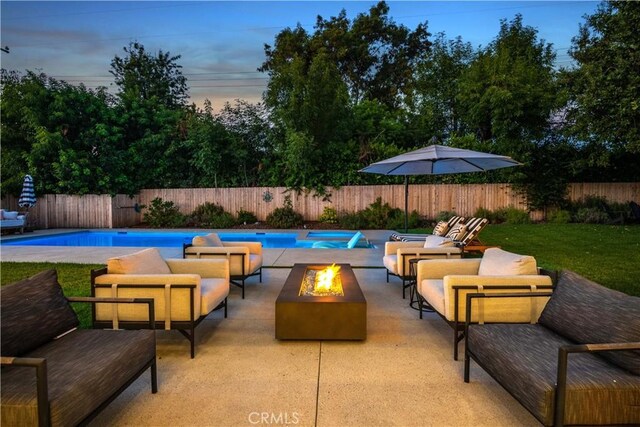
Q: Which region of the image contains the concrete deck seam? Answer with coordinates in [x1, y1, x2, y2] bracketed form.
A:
[314, 341, 322, 427]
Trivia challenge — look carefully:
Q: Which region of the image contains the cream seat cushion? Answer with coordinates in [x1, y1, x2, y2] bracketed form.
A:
[249, 254, 262, 274]
[418, 279, 445, 315]
[107, 248, 171, 275]
[200, 278, 230, 315]
[383, 255, 398, 274]
[192, 233, 223, 247]
[478, 248, 537, 276]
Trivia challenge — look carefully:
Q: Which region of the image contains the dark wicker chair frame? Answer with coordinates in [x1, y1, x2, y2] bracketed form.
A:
[1, 297, 157, 427]
[182, 243, 262, 299]
[463, 292, 640, 427]
[91, 267, 227, 358]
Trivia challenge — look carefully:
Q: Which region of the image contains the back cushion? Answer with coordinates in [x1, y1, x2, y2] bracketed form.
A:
[1, 270, 79, 356]
[539, 270, 640, 375]
[107, 248, 171, 274]
[478, 248, 538, 276]
[192, 233, 223, 247]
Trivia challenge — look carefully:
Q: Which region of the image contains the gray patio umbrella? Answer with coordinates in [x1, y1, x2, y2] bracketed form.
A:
[359, 145, 521, 231]
[18, 174, 36, 208]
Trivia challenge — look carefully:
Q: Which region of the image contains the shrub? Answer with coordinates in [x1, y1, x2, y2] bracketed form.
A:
[386, 210, 421, 230]
[318, 206, 338, 224]
[574, 207, 610, 224]
[266, 195, 303, 228]
[191, 202, 236, 228]
[502, 207, 531, 224]
[237, 209, 258, 225]
[547, 209, 571, 224]
[360, 197, 401, 229]
[337, 211, 366, 229]
[143, 197, 187, 228]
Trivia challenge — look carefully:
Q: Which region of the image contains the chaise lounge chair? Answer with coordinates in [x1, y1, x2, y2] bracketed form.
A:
[389, 216, 465, 241]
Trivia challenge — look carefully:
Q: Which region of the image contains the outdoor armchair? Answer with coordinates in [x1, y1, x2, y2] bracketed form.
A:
[183, 233, 262, 299]
[383, 237, 463, 299]
[91, 248, 230, 358]
[416, 248, 553, 360]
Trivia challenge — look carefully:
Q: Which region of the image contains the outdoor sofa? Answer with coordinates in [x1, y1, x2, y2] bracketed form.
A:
[183, 232, 262, 299]
[1, 270, 157, 427]
[91, 248, 230, 358]
[464, 270, 640, 426]
[0, 209, 27, 234]
[415, 248, 554, 360]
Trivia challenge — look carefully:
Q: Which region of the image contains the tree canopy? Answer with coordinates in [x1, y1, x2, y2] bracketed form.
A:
[1, 1, 637, 211]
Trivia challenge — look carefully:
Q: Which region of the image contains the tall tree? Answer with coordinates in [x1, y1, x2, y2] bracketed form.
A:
[110, 41, 188, 108]
[412, 33, 474, 140]
[564, 0, 640, 155]
[457, 14, 558, 151]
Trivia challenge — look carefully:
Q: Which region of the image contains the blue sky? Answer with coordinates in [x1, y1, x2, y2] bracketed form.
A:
[1, 1, 599, 111]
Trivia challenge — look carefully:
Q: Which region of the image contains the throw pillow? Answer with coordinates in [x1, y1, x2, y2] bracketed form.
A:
[432, 221, 450, 236]
[445, 223, 467, 241]
[192, 233, 223, 247]
[424, 235, 455, 248]
[1, 269, 79, 356]
[477, 248, 538, 275]
[107, 248, 171, 274]
[538, 270, 640, 375]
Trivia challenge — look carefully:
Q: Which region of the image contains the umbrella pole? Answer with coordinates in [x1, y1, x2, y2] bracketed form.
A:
[404, 175, 409, 232]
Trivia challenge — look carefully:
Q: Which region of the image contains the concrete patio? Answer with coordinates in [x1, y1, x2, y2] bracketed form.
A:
[0, 229, 539, 426]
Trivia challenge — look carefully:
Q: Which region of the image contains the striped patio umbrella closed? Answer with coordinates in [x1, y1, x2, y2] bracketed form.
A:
[18, 174, 36, 208]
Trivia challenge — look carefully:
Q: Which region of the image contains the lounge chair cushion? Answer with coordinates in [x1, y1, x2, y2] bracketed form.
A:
[418, 279, 445, 315]
[478, 248, 537, 276]
[538, 270, 640, 375]
[445, 223, 467, 241]
[432, 221, 449, 236]
[107, 248, 171, 275]
[192, 233, 223, 247]
[423, 235, 454, 248]
[0, 270, 79, 357]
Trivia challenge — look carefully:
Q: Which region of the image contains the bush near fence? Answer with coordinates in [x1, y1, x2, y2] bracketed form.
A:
[2, 183, 638, 229]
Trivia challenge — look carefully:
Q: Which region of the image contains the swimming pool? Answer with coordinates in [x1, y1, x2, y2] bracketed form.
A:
[1, 230, 373, 249]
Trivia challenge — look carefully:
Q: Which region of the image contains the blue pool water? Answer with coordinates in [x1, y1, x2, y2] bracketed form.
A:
[2, 231, 372, 249]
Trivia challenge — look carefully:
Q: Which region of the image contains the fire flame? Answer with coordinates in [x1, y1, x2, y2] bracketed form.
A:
[315, 264, 341, 292]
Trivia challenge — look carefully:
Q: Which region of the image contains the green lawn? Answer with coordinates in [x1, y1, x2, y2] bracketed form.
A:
[405, 223, 640, 296]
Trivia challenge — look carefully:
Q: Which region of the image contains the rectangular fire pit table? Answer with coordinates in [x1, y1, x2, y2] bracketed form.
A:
[275, 263, 367, 340]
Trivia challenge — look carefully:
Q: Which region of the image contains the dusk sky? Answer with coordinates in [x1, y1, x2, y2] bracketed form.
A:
[1, 1, 599, 111]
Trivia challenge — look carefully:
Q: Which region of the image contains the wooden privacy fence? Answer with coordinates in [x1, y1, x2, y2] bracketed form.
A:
[2, 183, 638, 229]
[1, 194, 141, 229]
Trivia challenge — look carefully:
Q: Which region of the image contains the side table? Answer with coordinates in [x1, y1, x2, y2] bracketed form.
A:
[408, 258, 433, 313]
